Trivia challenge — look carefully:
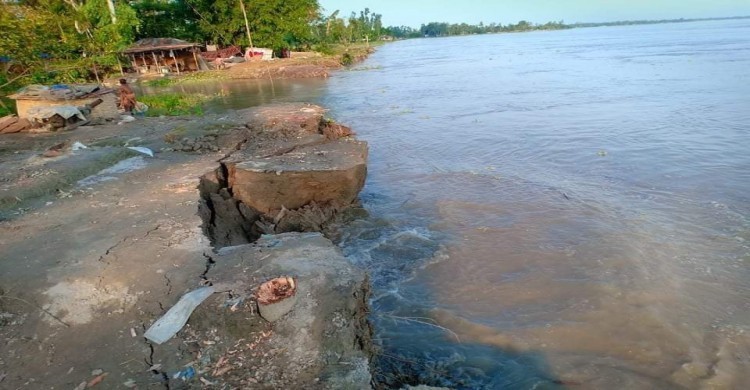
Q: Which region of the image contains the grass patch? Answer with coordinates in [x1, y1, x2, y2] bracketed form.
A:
[139, 92, 213, 116]
[144, 71, 228, 88]
[143, 78, 177, 87]
[177, 71, 228, 83]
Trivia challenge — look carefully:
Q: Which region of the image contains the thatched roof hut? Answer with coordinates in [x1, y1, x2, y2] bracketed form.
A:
[122, 38, 207, 74]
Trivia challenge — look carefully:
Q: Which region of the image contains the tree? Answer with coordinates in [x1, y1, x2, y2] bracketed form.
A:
[131, 0, 202, 41]
[78, 0, 139, 53]
[0, 1, 80, 68]
[247, 0, 319, 50]
[186, 0, 320, 50]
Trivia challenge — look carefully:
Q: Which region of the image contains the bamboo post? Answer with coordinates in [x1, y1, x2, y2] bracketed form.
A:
[192, 49, 199, 71]
[174, 51, 181, 75]
[239, 0, 254, 49]
[92, 62, 100, 83]
[116, 55, 124, 76]
[152, 52, 159, 73]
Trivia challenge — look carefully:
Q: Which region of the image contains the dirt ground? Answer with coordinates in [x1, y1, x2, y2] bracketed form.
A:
[0, 109, 371, 389]
[225, 55, 342, 80]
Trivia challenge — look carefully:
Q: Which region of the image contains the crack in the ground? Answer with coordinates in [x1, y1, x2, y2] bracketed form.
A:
[96, 236, 130, 264]
[200, 252, 216, 286]
[142, 224, 161, 239]
[163, 274, 172, 295]
[96, 224, 161, 264]
[144, 339, 171, 389]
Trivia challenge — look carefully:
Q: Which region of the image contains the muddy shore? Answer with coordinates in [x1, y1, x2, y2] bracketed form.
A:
[0, 102, 377, 388]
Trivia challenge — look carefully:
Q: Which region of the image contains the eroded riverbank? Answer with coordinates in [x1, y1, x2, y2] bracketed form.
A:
[0, 104, 376, 388]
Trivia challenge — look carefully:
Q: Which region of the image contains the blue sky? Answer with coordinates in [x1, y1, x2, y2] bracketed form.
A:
[318, 0, 750, 28]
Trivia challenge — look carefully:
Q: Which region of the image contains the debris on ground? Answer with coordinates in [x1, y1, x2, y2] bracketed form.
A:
[144, 286, 216, 344]
[257, 276, 298, 322]
[0, 115, 32, 134]
[126, 146, 154, 157]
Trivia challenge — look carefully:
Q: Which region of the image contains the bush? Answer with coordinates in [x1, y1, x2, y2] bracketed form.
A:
[340, 52, 354, 66]
[138, 93, 212, 116]
[0, 103, 13, 117]
[144, 78, 176, 87]
[312, 43, 334, 55]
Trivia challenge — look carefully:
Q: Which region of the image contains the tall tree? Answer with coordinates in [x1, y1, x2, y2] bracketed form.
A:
[186, 0, 319, 50]
[131, 0, 202, 41]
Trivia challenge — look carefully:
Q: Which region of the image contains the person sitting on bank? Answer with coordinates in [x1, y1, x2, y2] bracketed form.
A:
[118, 78, 137, 113]
[214, 55, 225, 70]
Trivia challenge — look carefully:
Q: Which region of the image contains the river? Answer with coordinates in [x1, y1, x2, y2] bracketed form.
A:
[321, 20, 750, 389]
[146, 19, 750, 389]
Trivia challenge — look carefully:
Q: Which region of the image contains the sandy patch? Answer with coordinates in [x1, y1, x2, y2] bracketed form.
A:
[42, 280, 138, 326]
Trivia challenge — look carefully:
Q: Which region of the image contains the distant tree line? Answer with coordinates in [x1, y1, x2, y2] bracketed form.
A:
[422, 20, 567, 37]
[569, 15, 750, 28]
[382, 20, 568, 38]
[383, 15, 750, 39]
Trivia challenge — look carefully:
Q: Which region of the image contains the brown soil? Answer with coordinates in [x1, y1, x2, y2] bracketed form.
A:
[225, 56, 342, 80]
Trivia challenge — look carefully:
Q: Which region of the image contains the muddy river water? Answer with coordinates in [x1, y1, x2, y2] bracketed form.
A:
[147, 19, 750, 389]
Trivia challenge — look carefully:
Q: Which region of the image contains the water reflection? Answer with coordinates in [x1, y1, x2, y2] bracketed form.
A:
[135, 77, 329, 113]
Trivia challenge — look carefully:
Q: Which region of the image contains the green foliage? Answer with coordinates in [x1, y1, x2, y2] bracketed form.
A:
[0, 1, 137, 88]
[314, 7, 383, 46]
[417, 20, 569, 38]
[0, 2, 79, 67]
[144, 77, 177, 87]
[138, 92, 211, 116]
[246, 0, 320, 50]
[144, 71, 227, 87]
[131, 0, 202, 41]
[382, 26, 421, 39]
[311, 43, 334, 55]
[184, 0, 320, 51]
[184, 0, 244, 45]
[340, 52, 353, 66]
[79, 0, 140, 52]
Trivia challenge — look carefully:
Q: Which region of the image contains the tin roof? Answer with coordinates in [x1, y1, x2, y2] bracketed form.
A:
[122, 38, 200, 54]
[9, 84, 113, 101]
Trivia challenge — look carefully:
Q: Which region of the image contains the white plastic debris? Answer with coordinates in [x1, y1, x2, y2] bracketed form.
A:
[71, 141, 88, 151]
[27, 105, 86, 121]
[118, 115, 136, 125]
[127, 146, 154, 157]
[133, 102, 149, 115]
[144, 287, 215, 344]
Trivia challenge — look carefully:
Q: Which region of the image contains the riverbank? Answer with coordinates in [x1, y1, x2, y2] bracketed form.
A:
[111, 44, 378, 90]
[0, 103, 375, 388]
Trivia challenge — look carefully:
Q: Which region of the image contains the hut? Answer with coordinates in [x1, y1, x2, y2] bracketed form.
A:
[9, 84, 118, 125]
[122, 38, 207, 74]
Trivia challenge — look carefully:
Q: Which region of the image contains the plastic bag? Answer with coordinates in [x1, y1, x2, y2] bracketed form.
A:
[144, 287, 215, 344]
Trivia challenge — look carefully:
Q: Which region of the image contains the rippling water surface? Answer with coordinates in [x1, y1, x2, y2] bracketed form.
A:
[320, 20, 750, 389]
[146, 20, 750, 389]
